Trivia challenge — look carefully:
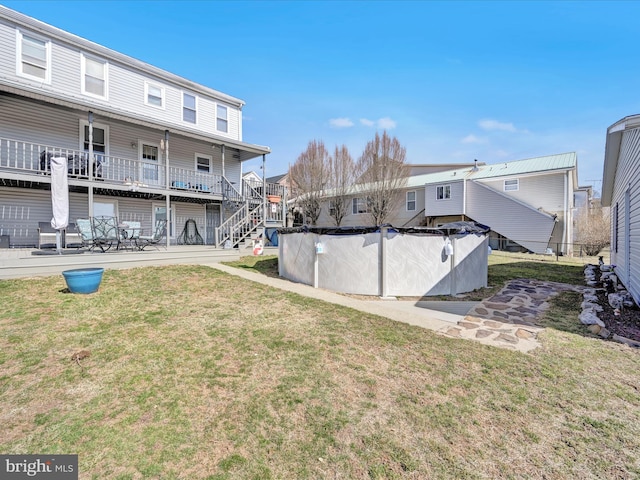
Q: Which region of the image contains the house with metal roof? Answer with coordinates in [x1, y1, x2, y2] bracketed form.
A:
[313, 153, 578, 255]
[601, 114, 640, 305]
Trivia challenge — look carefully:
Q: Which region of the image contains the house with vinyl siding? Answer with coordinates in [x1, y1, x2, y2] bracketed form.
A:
[0, 6, 281, 249]
[312, 153, 578, 255]
[601, 114, 640, 305]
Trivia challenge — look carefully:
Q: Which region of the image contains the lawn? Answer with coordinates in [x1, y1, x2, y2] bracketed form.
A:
[1, 253, 639, 479]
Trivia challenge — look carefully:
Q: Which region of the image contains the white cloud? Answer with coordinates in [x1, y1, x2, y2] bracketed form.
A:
[461, 134, 488, 144]
[377, 117, 396, 129]
[330, 118, 354, 128]
[359, 117, 397, 129]
[478, 119, 517, 132]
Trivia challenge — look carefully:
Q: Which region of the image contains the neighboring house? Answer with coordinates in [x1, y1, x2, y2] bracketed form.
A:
[601, 114, 640, 305]
[312, 154, 578, 255]
[313, 163, 480, 229]
[0, 6, 279, 249]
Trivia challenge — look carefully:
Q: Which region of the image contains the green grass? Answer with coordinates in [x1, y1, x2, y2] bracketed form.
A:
[1, 257, 639, 479]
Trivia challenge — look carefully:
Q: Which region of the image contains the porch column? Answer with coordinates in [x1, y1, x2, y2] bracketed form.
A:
[164, 130, 170, 249]
[262, 154, 266, 227]
[88, 111, 94, 217]
[221, 144, 225, 225]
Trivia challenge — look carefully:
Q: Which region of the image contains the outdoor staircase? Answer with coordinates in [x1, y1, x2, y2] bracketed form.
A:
[215, 202, 265, 248]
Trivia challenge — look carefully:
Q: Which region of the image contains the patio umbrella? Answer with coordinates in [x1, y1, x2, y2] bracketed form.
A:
[50, 155, 69, 254]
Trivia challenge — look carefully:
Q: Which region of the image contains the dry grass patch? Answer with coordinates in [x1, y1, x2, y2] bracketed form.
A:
[1, 264, 639, 479]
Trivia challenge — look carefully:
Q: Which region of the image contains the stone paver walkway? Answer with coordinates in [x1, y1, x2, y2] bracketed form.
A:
[438, 279, 588, 352]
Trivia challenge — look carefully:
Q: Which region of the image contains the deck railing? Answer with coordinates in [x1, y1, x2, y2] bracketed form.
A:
[0, 137, 229, 197]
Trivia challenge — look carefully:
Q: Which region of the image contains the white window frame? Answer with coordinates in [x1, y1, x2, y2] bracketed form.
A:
[16, 29, 51, 83]
[504, 179, 519, 191]
[144, 82, 165, 109]
[79, 121, 109, 156]
[183, 92, 197, 124]
[352, 197, 369, 215]
[406, 190, 416, 211]
[216, 104, 228, 133]
[81, 53, 108, 99]
[195, 153, 212, 174]
[436, 185, 451, 201]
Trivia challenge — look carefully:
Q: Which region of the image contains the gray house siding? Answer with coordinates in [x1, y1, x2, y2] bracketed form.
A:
[0, 16, 241, 142]
[608, 126, 640, 302]
[478, 172, 566, 215]
[0, 186, 208, 247]
[315, 187, 426, 227]
[424, 181, 464, 217]
[466, 181, 556, 254]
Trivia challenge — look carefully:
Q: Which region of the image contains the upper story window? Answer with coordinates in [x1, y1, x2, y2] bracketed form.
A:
[406, 191, 416, 211]
[504, 179, 519, 191]
[352, 197, 369, 215]
[216, 105, 228, 132]
[81, 54, 108, 98]
[436, 185, 451, 200]
[145, 82, 164, 108]
[196, 154, 211, 173]
[17, 30, 51, 83]
[183, 93, 197, 123]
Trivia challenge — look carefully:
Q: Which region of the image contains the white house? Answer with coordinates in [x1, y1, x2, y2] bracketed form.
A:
[0, 6, 282, 249]
[313, 153, 578, 255]
[601, 114, 640, 304]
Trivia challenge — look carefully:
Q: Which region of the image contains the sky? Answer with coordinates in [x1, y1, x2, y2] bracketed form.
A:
[4, 0, 640, 193]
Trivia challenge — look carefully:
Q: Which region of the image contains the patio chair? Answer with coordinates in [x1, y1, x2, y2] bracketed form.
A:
[119, 220, 141, 250]
[136, 219, 167, 250]
[91, 216, 120, 252]
[75, 218, 96, 250]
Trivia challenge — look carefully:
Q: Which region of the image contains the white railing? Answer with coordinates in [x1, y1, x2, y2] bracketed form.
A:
[215, 202, 263, 247]
[0, 137, 225, 196]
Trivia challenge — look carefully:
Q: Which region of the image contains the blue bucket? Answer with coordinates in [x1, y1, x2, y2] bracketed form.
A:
[62, 268, 104, 294]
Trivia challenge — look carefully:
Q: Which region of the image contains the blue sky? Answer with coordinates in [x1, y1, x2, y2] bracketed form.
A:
[5, 0, 640, 193]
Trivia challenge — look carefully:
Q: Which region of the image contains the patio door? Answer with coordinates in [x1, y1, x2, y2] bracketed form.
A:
[205, 204, 220, 245]
[140, 142, 161, 186]
[153, 203, 175, 239]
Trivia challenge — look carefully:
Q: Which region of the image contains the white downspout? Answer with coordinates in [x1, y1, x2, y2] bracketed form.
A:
[562, 170, 569, 255]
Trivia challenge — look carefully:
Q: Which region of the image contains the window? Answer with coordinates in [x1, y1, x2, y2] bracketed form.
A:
[17, 30, 50, 82]
[93, 200, 118, 218]
[504, 179, 519, 191]
[153, 204, 175, 238]
[216, 105, 228, 132]
[82, 124, 107, 154]
[81, 54, 107, 98]
[406, 191, 416, 211]
[183, 93, 196, 123]
[329, 200, 337, 217]
[436, 185, 451, 200]
[145, 82, 164, 108]
[352, 197, 369, 215]
[196, 154, 211, 173]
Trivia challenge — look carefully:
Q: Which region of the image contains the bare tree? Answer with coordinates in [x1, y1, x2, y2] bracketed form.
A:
[327, 145, 356, 226]
[289, 140, 329, 225]
[575, 206, 610, 256]
[355, 131, 410, 225]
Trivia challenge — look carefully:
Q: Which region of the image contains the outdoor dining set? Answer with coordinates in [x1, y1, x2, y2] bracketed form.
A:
[73, 216, 167, 252]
